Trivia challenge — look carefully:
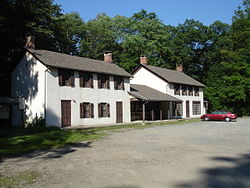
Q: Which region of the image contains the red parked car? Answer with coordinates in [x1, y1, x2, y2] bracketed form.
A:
[201, 111, 237, 122]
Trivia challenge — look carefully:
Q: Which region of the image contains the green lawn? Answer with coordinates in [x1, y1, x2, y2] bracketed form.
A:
[0, 118, 200, 159]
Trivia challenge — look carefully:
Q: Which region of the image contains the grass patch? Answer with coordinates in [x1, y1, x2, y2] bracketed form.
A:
[0, 171, 40, 187]
[0, 118, 200, 159]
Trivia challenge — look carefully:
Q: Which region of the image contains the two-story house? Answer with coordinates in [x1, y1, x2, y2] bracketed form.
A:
[11, 46, 131, 127]
[130, 56, 205, 121]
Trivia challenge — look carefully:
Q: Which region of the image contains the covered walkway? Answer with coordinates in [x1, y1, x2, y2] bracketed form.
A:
[129, 84, 182, 121]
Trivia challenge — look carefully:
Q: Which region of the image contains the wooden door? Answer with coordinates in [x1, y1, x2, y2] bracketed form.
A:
[61, 100, 71, 127]
[116, 102, 123, 123]
[186, 100, 190, 118]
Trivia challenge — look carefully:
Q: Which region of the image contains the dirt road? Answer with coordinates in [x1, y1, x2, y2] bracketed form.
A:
[1, 118, 250, 188]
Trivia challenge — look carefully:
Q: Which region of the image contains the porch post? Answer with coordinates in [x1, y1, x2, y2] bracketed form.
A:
[175, 102, 177, 119]
[160, 102, 163, 120]
[167, 102, 170, 120]
[142, 102, 145, 122]
[151, 109, 154, 121]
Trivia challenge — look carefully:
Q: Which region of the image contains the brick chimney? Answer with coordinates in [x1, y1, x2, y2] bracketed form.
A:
[25, 36, 36, 49]
[140, 56, 148, 65]
[104, 52, 112, 63]
[176, 64, 183, 72]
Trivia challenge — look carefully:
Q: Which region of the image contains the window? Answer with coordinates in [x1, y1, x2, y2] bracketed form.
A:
[194, 86, 199, 96]
[58, 69, 74, 87]
[172, 102, 183, 116]
[80, 103, 94, 118]
[98, 103, 110, 118]
[98, 74, 109, 89]
[79, 72, 93, 88]
[182, 85, 187, 96]
[174, 84, 180, 95]
[114, 76, 124, 90]
[188, 86, 193, 96]
[193, 101, 201, 115]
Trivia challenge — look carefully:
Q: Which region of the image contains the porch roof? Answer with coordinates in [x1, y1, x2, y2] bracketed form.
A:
[129, 84, 182, 102]
[0, 97, 19, 104]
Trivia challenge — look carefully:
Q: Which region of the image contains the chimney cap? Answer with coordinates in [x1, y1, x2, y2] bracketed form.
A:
[140, 56, 148, 65]
[25, 36, 36, 49]
[176, 64, 183, 72]
[104, 52, 112, 63]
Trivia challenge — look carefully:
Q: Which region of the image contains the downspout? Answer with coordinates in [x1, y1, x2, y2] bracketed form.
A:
[44, 68, 49, 126]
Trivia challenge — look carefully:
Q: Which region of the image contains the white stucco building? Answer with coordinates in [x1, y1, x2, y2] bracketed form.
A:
[130, 56, 206, 120]
[11, 49, 131, 127]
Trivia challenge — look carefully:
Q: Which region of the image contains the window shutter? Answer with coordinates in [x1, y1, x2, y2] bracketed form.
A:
[98, 103, 101, 117]
[91, 103, 94, 118]
[79, 72, 83, 87]
[98, 75, 101, 88]
[114, 77, 118, 90]
[70, 71, 75, 87]
[107, 103, 110, 117]
[58, 69, 63, 86]
[107, 76, 110, 89]
[80, 103, 83, 118]
[122, 78, 125, 90]
[90, 74, 94, 88]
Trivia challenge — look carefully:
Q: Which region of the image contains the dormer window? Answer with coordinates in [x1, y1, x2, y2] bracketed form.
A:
[114, 76, 124, 90]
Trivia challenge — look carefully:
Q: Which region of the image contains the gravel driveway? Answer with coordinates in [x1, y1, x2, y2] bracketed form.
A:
[1, 118, 250, 188]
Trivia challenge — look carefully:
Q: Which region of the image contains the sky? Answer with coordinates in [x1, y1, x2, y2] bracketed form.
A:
[54, 0, 243, 26]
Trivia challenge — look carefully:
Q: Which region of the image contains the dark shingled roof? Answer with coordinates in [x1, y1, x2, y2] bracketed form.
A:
[129, 84, 182, 102]
[134, 64, 204, 87]
[27, 49, 131, 77]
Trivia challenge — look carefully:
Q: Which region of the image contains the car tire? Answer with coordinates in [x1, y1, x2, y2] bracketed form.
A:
[225, 117, 231, 122]
[204, 117, 209, 121]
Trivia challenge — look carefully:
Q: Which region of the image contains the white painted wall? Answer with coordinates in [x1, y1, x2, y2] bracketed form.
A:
[131, 66, 205, 118]
[11, 52, 47, 126]
[130, 67, 168, 94]
[46, 68, 131, 127]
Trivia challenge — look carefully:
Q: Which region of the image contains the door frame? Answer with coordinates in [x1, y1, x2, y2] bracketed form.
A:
[61, 100, 71, 127]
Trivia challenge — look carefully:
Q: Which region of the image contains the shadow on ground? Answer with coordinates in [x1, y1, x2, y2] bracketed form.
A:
[175, 152, 250, 188]
[0, 141, 93, 162]
[24, 141, 93, 160]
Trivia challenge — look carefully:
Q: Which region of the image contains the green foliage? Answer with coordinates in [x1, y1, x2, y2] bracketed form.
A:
[204, 0, 250, 116]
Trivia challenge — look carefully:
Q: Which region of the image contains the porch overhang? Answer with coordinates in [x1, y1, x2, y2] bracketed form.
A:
[129, 84, 182, 102]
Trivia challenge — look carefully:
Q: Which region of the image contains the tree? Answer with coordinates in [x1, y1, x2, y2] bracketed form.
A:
[52, 12, 85, 55]
[204, 0, 250, 115]
[0, 0, 62, 96]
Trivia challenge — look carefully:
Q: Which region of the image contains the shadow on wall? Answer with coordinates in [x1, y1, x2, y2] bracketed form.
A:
[175, 152, 250, 188]
[12, 55, 39, 125]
